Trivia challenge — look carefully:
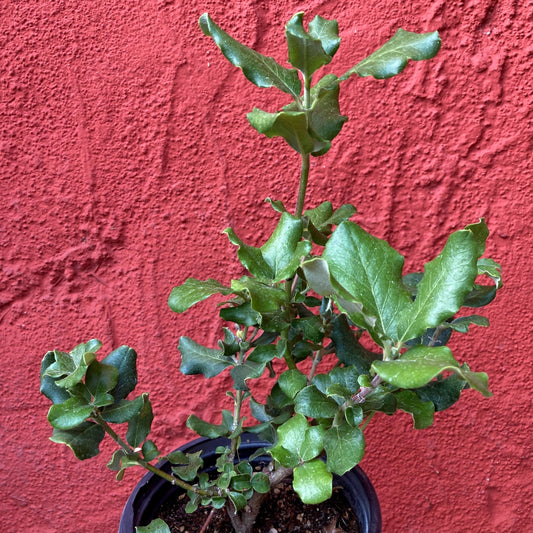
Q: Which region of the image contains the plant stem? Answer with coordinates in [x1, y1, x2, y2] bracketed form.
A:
[93, 413, 213, 496]
[351, 374, 383, 404]
[230, 390, 244, 458]
[295, 152, 310, 218]
[295, 72, 312, 218]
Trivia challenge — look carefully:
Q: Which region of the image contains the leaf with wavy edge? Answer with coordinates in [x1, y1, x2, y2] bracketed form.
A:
[372, 345, 492, 396]
[345, 28, 441, 80]
[199, 13, 301, 97]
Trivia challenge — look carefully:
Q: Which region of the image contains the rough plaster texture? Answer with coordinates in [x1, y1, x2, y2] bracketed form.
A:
[1, 0, 532, 531]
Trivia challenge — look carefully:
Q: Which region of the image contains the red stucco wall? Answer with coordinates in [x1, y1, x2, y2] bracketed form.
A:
[2, 1, 531, 531]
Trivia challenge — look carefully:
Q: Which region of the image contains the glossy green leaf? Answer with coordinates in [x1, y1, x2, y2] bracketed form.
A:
[273, 413, 308, 456]
[230, 277, 285, 315]
[101, 345, 138, 402]
[372, 345, 459, 389]
[324, 420, 365, 475]
[220, 302, 260, 326]
[44, 340, 100, 389]
[247, 108, 329, 155]
[226, 212, 311, 281]
[278, 369, 308, 399]
[199, 13, 301, 97]
[169, 450, 204, 482]
[478, 257, 502, 285]
[294, 385, 339, 419]
[179, 336, 233, 378]
[330, 314, 372, 372]
[251, 472, 270, 493]
[85, 360, 118, 407]
[126, 393, 153, 448]
[100, 395, 145, 424]
[136, 519, 171, 533]
[308, 15, 341, 57]
[168, 278, 232, 313]
[228, 491, 248, 511]
[449, 315, 489, 333]
[293, 460, 332, 504]
[186, 411, 232, 439]
[373, 346, 492, 396]
[142, 440, 160, 462]
[399, 226, 483, 342]
[50, 421, 105, 460]
[285, 13, 338, 76]
[347, 28, 441, 80]
[415, 373, 467, 411]
[464, 284, 498, 308]
[224, 227, 273, 279]
[394, 390, 435, 429]
[47, 396, 93, 430]
[231, 359, 266, 391]
[40, 351, 71, 404]
[323, 221, 411, 342]
[309, 81, 347, 145]
[260, 212, 312, 281]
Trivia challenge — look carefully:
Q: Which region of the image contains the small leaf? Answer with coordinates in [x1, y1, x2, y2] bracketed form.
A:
[135, 518, 171, 533]
[102, 346, 138, 402]
[40, 351, 71, 404]
[477, 257, 503, 289]
[231, 360, 266, 391]
[416, 373, 467, 411]
[394, 390, 435, 429]
[101, 396, 145, 424]
[324, 420, 365, 475]
[47, 397, 93, 430]
[45, 341, 100, 389]
[228, 491, 248, 511]
[308, 15, 341, 57]
[293, 460, 332, 504]
[170, 450, 204, 482]
[330, 314, 372, 372]
[231, 277, 286, 314]
[449, 315, 489, 333]
[199, 13, 301, 97]
[247, 108, 329, 155]
[372, 345, 460, 389]
[50, 421, 105, 460]
[348, 28, 441, 80]
[373, 346, 493, 397]
[294, 385, 339, 419]
[224, 227, 274, 279]
[179, 336, 233, 378]
[220, 302, 260, 327]
[260, 212, 312, 282]
[278, 369, 308, 399]
[168, 278, 232, 313]
[309, 81, 347, 145]
[142, 440, 160, 462]
[186, 412, 232, 439]
[251, 472, 270, 493]
[126, 393, 153, 448]
[285, 12, 336, 76]
[85, 360, 118, 407]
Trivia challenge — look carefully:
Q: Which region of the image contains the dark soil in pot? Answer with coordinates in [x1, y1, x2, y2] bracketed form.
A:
[119, 434, 381, 533]
[158, 476, 359, 532]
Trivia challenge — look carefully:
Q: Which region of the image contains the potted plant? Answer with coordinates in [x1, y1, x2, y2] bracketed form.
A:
[40, 11, 502, 533]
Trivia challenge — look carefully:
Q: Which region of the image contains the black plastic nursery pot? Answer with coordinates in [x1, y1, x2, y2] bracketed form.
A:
[119, 433, 382, 533]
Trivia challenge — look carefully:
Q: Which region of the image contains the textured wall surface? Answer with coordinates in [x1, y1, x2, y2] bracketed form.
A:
[1, 0, 532, 531]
